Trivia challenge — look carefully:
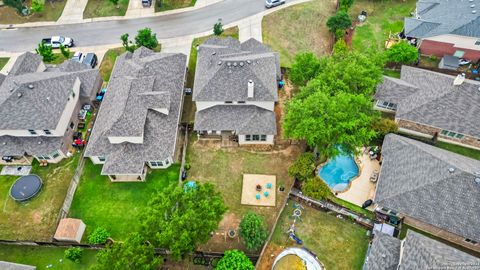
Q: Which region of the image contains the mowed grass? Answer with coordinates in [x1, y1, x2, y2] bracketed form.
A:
[350, 0, 416, 53]
[270, 200, 369, 270]
[68, 160, 179, 241]
[262, 0, 337, 67]
[183, 27, 238, 123]
[0, 57, 9, 70]
[436, 141, 480, 160]
[0, 0, 67, 24]
[0, 155, 80, 241]
[155, 0, 196, 12]
[0, 244, 97, 269]
[45, 51, 74, 65]
[83, 0, 129, 18]
[99, 47, 126, 81]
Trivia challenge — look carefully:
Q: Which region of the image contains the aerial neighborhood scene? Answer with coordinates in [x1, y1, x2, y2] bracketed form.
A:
[1, 0, 480, 269]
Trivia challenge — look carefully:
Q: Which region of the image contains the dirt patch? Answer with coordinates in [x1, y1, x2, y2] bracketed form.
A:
[256, 243, 284, 270]
[31, 211, 42, 223]
[198, 212, 243, 252]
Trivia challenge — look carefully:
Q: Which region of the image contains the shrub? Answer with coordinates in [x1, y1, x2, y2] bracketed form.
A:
[135, 28, 159, 50]
[213, 21, 224, 36]
[30, 0, 44, 13]
[239, 212, 268, 251]
[373, 118, 398, 136]
[326, 11, 352, 33]
[385, 41, 418, 65]
[216, 250, 254, 270]
[64, 247, 83, 263]
[88, 227, 110, 245]
[288, 152, 316, 182]
[302, 177, 331, 200]
[59, 44, 70, 59]
[333, 39, 349, 55]
[35, 41, 55, 62]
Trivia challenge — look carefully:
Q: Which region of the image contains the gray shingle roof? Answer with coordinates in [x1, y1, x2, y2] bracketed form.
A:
[8, 52, 43, 76]
[366, 231, 480, 270]
[0, 135, 63, 156]
[193, 37, 279, 102]
[404, 0, 480, 38]
[375, 66, 480, 138]
[194, 105, 277, 135]
[84, 47, 187, 176]
[376, 134, 480, 241]
[364, 232, 401, 270]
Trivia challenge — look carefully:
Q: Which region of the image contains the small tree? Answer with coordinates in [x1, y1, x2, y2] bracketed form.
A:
[333, 39, 349, 55]
[216, 250, 254, 270]
[302, 177, 331, 200]
[288, 152, 316, 181]
[239, 212, 268, 251]
[135, 28, 159, 50]
[59, 44, 70, 59]
[326, 11, 352, 34]
[120, 33, 135, 53]
[385, 41, 418, 65]
[30, 0, 44, 12]
[373, 118, 398, 137]
[213, 21, 224, 36]
[35, 41, 55, 62]
[88, 227, 110, 245]
[289, 52, 323, 87]
[64, 247, 83, 263]
[339, 0, 354, 12]
[91, 233, 161, 270]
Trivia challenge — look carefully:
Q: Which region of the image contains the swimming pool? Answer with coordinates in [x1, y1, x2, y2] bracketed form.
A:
[319, 152, 359, 192]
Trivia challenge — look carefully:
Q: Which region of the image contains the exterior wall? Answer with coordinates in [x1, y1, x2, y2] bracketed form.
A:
[403, 216, 480, 253]
[90, 156, 106, 165]
[146, 157, 174, 169]
[108, 173, 146, 182]
[238, 134, 274, 145]
[108, 136, 143, 144]
[34, 151, 66, 164]
[75, 222, 86, 243]
[419, 38, 480, 61]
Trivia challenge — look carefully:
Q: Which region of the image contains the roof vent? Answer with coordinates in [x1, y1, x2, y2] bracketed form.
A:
[2, 142, 6, 145]
[28, 84, 34, 89]
[227, 62, 231, 67]
[471, 4, 475, 8]
[473, 10, 477, 14]
[247, 80, 254, 98]
[240, 62, 244, 67]
[212, 52, 216, 55]
[453, 73, 465, 86]
[247, 60, 251, 64]
[38, 141, 42, 145]
[475, 178, 480, 186]
[17, 92, 22, 98]
[233, 62, 237, 67]
[46, 97, 50, 101]
[448, 167, 455, 173]
[218, 61, 222, 65]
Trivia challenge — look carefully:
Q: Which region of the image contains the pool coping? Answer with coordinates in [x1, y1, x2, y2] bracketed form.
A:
[316, 155, 362, 194]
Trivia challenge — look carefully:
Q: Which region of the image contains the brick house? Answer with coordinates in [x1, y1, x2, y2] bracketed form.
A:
[404, 0, 480, 61]
[375, 66, 480, 150]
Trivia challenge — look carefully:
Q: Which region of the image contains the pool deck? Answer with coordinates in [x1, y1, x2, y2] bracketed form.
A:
[335, 151, 379, 208]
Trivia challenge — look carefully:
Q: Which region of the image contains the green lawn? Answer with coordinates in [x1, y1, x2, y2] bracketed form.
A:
[69, 160, 179, 241]
[0, 0, 67, 24]
[330, 197, 374, 219]
[0, 244, 97, 269]
[0, 57, 9, 70]
[350, 0, 416, 53]
[262, 0, 337, 67]
[436, 141, 480, 160]
[0, 155, 80, 241]
[155, 0, 196, 12]
[44, 51, 74, 65]
[83, 0, 129, 18]
[383, 69, 401, 78]
[268, 200, 369, 270]
[183, 27, 238, 123]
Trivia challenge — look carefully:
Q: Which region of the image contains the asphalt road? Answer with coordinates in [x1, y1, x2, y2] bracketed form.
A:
[0, 0, 286, 52]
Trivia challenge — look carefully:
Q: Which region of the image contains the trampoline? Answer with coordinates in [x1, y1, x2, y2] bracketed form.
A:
[9, 175, 43, 201]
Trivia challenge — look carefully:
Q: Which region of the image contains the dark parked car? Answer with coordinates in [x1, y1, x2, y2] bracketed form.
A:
[142, 0, 152, 7]
[82, 53, 98, 68]
[265, 0, 285, 8]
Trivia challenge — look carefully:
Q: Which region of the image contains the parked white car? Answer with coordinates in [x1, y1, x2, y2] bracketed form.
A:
[41, 36, 74, 48]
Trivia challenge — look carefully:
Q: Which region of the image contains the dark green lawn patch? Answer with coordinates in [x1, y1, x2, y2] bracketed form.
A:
[155, 0, 196, 12]
[83, 0, 129, 18]
[69, 160, 179, 241]
[0, 57, 10, 70]
[0, 244, 97, 269]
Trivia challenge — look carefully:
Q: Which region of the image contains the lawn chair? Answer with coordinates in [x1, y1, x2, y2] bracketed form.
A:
[370, 170, 379, 183]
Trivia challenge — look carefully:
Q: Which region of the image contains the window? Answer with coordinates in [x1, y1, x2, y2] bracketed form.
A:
[465, 238, 478, 244]
[70, 122, 75, 129]
[165, 159, 169, 165]
[453, 50, 465, 58]
[246, 135, 267, 141]
[246, 135, 251, 141]
[440, 130, 464, 139]
[150, 161, 163, 167]
[28, 129, 37, 135]
[37, 155, 51, 160]
[475, 40, 480, 46]
[225, 101, 233, 104]
[238, 101, 246, 104]
[376, 100, 397, 111]
[44, 130, 52, 135]
[98, 156, 106, 162]
[253, 135, 260, 141]
[51, 151, 60, 159]
[261, 135, 267, 141]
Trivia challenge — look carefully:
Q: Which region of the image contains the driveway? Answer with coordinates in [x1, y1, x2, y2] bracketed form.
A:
[0, 0, 304, 52]
[57, 0, 89, 23]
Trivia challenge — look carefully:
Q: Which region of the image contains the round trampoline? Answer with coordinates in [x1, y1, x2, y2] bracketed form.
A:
[9, 175, 43, 201]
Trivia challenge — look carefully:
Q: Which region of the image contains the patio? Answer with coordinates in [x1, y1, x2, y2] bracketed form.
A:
[335, 150, 380, 208]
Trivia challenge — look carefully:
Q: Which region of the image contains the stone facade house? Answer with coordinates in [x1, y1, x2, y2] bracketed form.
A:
[0, 52, 102, 165]
[84, 47, 187, 181]
[374, 134, 480, 252]
[193, 37, 280, 145]
[375, 65, 480, 150]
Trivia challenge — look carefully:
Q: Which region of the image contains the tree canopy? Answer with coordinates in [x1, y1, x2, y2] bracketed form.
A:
[289, 52, 324, 87]
[302, 177, 332, 200]
[215, 250, 254, 270]
[385, 41, 418, 65]
[288, 152, 316, 181]
[283, 90, 379, 157]
[239, 212, 268, 251]
[91, 233, 161, 270]
[141, 182, 227, 260]
[326, 11, 352, 33]
[35, 41, 54, 62]
[134, 28, 159, 50]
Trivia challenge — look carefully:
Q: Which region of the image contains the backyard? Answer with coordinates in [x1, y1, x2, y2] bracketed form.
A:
[83, 0, 129, 18]
[0, 57, 9, 70]
[257, 199, 370, 270]
[0, 0, 67, 24]
[262, 0, 337, 67]
[350, 0, 416, 53]
[0, 155, 80, 241]
[186, 136, 302, 252]
[68, 160, 179, 241]
[0, 244, 97, 269]
[155, 0, 196, 12]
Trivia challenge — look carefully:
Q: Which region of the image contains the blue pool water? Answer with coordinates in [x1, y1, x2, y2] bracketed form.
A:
[319, 153, 359, 192]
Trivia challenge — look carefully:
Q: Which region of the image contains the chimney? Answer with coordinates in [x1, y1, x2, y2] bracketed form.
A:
[248, 80, 254, 98]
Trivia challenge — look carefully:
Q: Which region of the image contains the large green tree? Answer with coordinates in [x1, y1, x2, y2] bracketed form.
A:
[91, 233, 161, 270]
[239, 212, 268, 251]
[326, 11, 352, 33]
[289, 52, 324, 87]
[283, 90, 379, 157]
[135, 28, 159, 50]
[385, 41, 418, 65]
[288, 152, 316, 181]
[141, 182, 227, 260]
[216, 250, 254, 270]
